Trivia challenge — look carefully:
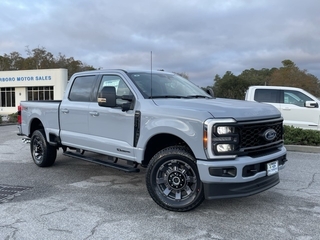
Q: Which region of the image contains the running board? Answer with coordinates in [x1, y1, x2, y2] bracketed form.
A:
[63, 151, 140, 173]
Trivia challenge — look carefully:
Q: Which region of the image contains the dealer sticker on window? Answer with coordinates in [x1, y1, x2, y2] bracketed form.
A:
[267, 161, 278, 176]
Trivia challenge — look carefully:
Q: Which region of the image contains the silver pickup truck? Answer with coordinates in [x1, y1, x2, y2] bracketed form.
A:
[18, 69, 287, 211]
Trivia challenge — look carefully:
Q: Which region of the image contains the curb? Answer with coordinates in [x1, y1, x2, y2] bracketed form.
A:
[285, 145, 320, 153]
[0, 123, 18, 127]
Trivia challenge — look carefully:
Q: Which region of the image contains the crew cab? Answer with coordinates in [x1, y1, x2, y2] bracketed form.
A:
[246, 85, 320, 130]
[18, 70, 287, 211]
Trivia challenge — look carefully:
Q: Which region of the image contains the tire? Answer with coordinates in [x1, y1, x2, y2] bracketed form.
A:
[30, 129, 57, 167]
[146, 146, 204, 212]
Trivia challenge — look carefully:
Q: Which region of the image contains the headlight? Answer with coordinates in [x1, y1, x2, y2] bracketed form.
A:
[203, 119, 238, 159]
[213, 124, 238, 155]
[217, 126, 235, 135]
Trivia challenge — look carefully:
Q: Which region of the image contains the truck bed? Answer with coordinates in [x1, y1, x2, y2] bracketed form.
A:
[20, 100, 62, 140]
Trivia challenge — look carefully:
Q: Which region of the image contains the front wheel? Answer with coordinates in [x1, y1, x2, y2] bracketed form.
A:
[146, 146, 204, 212]
[30, 129, 57, 167]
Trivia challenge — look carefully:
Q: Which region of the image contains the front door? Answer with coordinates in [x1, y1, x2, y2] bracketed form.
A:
[87, 74, 136, 160]
[280, 90, 320, 130]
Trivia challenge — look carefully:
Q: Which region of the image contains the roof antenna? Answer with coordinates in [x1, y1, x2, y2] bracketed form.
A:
[151, 51, 153, 98]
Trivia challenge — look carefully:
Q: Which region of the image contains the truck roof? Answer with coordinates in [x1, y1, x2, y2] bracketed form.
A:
[72, 69, 173, 76]
[248, 85, 303, 91]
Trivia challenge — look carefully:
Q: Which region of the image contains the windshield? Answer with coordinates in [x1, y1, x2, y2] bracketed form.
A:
[127, 72, 211, 99]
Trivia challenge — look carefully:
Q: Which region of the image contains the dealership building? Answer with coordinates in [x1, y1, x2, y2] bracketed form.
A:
[0, 68, 68, 115]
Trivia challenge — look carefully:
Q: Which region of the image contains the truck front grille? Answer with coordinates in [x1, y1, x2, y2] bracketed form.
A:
[204, 117, 284, 158]
[238, 118, 283, 155]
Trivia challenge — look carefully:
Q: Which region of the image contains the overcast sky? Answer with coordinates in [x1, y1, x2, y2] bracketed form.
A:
[1, 0, 319, 86]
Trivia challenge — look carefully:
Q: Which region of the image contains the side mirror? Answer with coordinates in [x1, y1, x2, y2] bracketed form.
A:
[121, 102, 131, 112]
[120, 95, 134, 112]
[305, 101, 318, 108]
[121, 95, 134, 101]
[98, 86, 116, 107]
[206, 88, 214, 98]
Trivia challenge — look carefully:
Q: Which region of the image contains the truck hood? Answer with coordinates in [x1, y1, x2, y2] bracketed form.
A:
[152, 98, 281, 121]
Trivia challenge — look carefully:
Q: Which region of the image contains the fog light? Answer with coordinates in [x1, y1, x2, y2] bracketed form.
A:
[225, 168, 236, 177]
[209, 167, 237, 177]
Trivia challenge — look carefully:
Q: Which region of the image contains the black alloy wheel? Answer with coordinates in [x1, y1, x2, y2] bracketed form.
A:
[146, 146, 204, 212]
[30, 129, 57, 167]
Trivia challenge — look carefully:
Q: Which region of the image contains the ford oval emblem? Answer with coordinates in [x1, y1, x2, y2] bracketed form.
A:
[263, 129, 277, 141]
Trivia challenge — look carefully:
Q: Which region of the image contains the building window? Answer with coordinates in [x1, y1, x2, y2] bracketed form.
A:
[27, 86, 54, 100]
[1, 87, 15, 107]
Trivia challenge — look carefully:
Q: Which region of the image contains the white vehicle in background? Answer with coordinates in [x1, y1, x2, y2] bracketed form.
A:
[245, 86, 320, 130]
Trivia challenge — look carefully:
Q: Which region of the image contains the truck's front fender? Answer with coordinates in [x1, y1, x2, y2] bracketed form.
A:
[135, 116, 207, 161]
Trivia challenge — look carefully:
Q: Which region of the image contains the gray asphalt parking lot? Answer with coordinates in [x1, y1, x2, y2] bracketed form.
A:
[1, 124, 320, 240]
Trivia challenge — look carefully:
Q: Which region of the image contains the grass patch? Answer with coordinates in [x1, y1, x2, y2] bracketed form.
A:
[284, 125, 320, 146]
[7, 112, 18, 123]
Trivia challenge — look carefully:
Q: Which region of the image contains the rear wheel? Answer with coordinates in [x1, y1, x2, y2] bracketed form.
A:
[146, 146, 204, 212]
[30, 129, 57, 167]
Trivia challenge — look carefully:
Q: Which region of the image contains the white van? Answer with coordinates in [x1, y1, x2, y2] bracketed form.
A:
[245, 86, 320, 130]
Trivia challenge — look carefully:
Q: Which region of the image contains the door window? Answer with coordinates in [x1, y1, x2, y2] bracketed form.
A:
[69, 75, 96, 102]
[98, 75, 133, 105]
[254, 89, 280, 103]
[283, 90, 314, 107]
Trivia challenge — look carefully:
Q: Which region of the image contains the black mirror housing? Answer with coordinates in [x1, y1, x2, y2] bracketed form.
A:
[98, 86, 116, 107]
[206, 88, 214, 98]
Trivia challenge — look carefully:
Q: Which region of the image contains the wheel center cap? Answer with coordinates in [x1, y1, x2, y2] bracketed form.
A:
[168, 172, 186, 189]
[172, 176, 180, 185]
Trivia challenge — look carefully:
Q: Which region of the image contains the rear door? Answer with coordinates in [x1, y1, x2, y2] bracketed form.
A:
[253, 88, 282, 111]
[59, 74, 98, 148]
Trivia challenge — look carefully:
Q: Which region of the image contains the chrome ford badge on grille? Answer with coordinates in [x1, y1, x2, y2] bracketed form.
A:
[263, 129, 277, 141]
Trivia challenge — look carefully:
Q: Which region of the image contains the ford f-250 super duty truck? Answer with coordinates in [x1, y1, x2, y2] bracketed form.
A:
[18, 69, 287, 211]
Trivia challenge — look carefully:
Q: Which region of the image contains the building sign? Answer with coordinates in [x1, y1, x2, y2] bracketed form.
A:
[0, 75, 52, 82]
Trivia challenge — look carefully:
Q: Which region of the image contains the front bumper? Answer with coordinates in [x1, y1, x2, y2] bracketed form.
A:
[203, 173, 280, 199]
[197, 146, 287, 199]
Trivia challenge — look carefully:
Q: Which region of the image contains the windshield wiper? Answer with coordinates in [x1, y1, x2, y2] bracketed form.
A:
[185, 95, 211, 99]
[149, 95, 184, 99]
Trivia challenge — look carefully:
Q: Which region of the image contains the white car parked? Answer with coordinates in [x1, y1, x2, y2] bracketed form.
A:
[245, 86, 320, 130]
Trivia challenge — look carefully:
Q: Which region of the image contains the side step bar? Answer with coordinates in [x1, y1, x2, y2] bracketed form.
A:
[63, 151, 140, 173]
